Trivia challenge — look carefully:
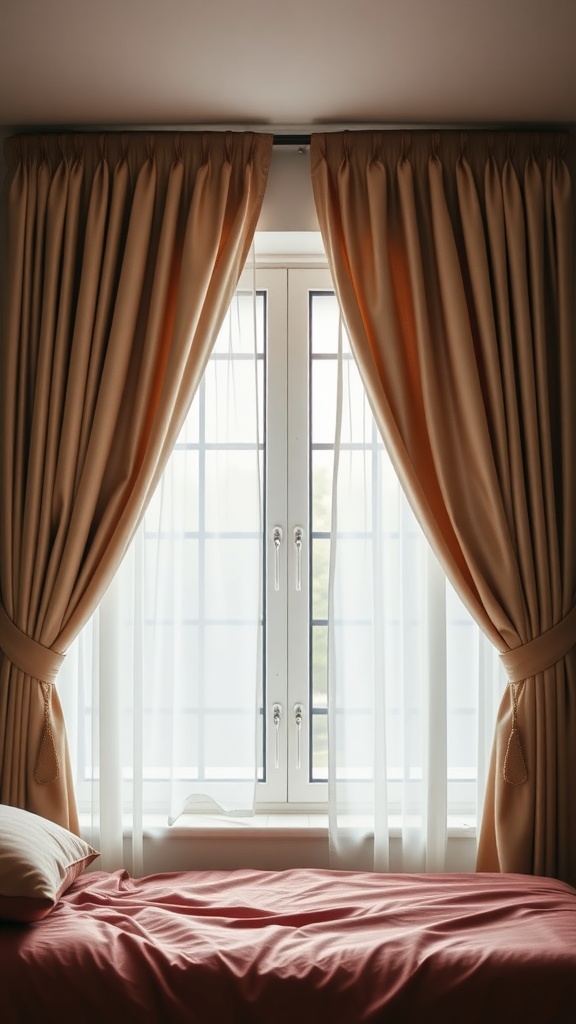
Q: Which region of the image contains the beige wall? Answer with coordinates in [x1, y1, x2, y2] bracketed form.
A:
[258, 145, 318, 232]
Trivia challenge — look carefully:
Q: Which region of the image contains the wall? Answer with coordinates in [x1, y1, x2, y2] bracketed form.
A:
[258, 144, 318, 232]
[115, 826, 477, 875]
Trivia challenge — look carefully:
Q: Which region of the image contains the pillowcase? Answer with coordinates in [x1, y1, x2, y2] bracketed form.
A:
[0, 804, 99, 923]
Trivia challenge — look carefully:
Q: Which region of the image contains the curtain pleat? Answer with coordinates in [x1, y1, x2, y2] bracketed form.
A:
[311, 130, 576, 885]
[0, 131, 272, 831]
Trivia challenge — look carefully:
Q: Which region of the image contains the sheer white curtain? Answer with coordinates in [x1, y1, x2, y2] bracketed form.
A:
[328, 320, 505, 871]
[58, 282, 264, 872]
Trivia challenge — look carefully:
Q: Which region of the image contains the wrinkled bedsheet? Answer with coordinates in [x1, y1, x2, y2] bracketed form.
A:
[1, 868, 575, 1023]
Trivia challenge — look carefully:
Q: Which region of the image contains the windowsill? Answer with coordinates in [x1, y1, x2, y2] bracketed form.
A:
[114, 812, 477, 840]
[79, 812, 478, 874]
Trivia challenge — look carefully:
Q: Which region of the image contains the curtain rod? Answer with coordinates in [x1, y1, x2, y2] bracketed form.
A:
[271, 125, 575, 146]
[273, 134, 311, 146]
[7, 123, 574, 139]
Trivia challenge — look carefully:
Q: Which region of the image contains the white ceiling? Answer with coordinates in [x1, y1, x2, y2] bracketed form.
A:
[1, 0, 575, 129]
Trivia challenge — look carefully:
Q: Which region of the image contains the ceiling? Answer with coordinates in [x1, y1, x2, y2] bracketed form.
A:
[1, 0, 575, 129]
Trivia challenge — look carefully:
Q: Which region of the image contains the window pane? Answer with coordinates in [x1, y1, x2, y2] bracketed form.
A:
[144, 539, 200, 621]
[204, 538, 261, 619]
[212, 292, 265, 356]
[311, 625, 328, 707]
[204, 359, 264, 444]
[311, 359, 338, 443]
[311, 712, 328, 780]
[205, 450, 263, 532]
[311, 450, 333, 534]
[311, 537, 330, 620]
[310, 292, 339, 354]
[145, 451, 200, 533]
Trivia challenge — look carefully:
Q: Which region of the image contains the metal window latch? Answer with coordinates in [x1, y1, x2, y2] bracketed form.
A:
[273, 527, 283, 591]
[294, 702, 304, 770]
[273, 702, 282, 769]
[294, 527, 303, 591]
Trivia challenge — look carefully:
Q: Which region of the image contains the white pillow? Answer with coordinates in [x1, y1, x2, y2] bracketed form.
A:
[0, 804, 99, 923]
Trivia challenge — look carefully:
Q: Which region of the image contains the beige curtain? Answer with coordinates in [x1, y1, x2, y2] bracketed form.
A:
[311, 130, 576, 886]
[0, 131, 272, 832]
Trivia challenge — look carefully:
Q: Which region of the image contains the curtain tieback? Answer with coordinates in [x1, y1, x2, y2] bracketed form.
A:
[0, 603, 65, 787]
[500, 603, 576, 683]
[0, 602, 65, 683]
[498, 604, 576, 786]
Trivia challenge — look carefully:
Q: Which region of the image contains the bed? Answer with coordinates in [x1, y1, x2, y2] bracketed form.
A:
[1, 806, 575, 1023]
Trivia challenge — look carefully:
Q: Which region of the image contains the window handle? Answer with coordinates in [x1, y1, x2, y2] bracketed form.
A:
[294, 527, 303, 591]
[273, 703, 282, 769]
[294, 702, 303, 770]
[273, 527, 283, 591]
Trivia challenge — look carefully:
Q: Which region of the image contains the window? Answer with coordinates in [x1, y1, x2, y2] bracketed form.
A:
[58, 253, 504, 828]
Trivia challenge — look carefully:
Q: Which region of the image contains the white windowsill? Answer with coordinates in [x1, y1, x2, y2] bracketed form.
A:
[79, 813, 478, 873]
[120, 813, 477, 840]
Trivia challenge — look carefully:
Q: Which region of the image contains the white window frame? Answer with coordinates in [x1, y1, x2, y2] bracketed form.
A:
[254, 263, 332, 810]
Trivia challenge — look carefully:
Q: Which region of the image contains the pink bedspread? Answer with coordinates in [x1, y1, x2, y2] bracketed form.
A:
[1, 868, 575, 1023]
